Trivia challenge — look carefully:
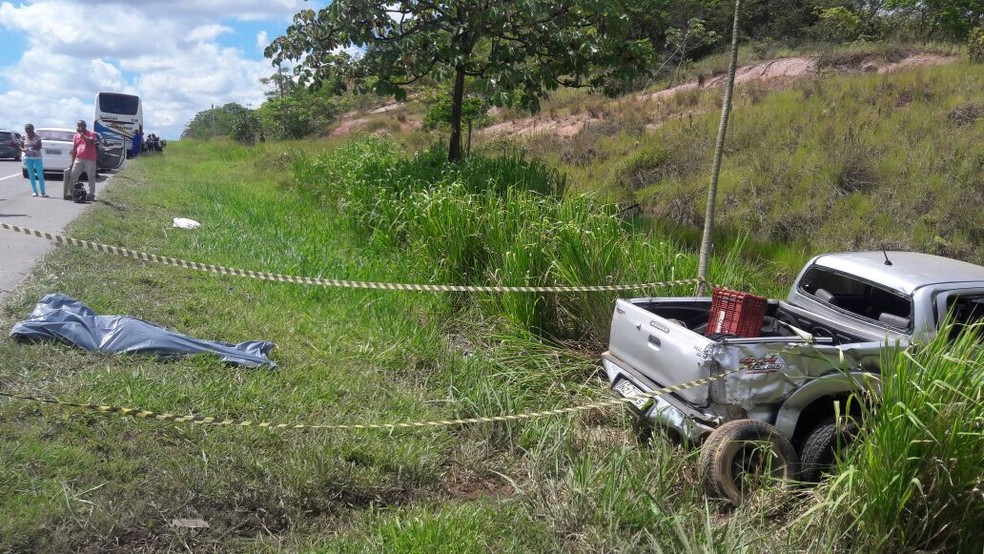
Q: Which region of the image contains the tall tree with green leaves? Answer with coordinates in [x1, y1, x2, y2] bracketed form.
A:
[887, 0, 983, 39]
[265, 0, 655, 161]
[259, 67, 338, 139]
[181, 103, 254, 140]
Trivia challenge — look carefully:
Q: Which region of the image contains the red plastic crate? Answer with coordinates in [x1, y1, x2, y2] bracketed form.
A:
[706, 288, 768, 338]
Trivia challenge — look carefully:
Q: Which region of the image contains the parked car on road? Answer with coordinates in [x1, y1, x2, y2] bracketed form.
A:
[22, 128, 95, 180]
[27, 128, 74, 177]
[0, 129, 23, 160]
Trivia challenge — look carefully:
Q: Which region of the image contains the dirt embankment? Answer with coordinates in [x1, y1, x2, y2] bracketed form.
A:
[479, 53, 955, 139]
[330, 103, 422, 137]
[325, 53, 955, 140]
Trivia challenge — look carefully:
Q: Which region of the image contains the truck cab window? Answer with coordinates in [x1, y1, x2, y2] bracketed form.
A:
[799, 267, 911, 327]
[945, 295, 984, 340]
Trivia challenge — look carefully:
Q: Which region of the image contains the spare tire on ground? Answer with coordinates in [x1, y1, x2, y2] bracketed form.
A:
[699, 418, 799, 507]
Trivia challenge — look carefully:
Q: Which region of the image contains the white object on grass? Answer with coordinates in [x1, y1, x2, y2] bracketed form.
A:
[172, 217, 201, 229]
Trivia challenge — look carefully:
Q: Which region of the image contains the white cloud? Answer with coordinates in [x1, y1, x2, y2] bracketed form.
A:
[187, 24, 234, 43]
[0, 0, 319, 139]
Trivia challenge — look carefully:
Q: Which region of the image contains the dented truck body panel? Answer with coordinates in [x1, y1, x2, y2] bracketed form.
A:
[604, 251, 984, 445]
[608, 297, 718, 406]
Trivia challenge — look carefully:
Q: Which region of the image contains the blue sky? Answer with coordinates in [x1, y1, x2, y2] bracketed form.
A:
[0, 0, 327, 139]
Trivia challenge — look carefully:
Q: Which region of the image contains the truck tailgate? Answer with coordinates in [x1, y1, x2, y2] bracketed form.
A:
[609, 298, 718, 406]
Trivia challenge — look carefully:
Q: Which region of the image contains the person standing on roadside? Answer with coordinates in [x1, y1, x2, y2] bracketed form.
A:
[66, 119, 98, 201]
[131, 125, 142, 158]
[15, 124, 48, 197]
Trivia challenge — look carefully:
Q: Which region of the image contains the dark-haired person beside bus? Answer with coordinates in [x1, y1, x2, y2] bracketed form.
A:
[130, 126, 142, 158]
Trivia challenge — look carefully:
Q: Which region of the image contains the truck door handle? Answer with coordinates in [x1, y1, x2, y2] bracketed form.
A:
[648, 335, 661, 350]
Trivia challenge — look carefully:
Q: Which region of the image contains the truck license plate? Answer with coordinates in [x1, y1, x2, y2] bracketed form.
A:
[45, 148, 61, 155]
[614, 380, 652, 411]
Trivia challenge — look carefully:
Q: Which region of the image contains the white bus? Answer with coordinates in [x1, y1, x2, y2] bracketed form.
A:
[93, 92, 142, 170]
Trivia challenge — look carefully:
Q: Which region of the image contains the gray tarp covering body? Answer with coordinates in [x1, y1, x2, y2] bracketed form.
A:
[9, 294, 276, 368]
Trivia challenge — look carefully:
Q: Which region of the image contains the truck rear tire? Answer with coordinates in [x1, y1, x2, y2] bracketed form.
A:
[799, 416, 859, 483]
[699, 419, 799, 506]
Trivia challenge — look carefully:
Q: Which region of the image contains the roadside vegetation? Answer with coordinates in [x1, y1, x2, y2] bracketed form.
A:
[800, 324, 984, 552]
[482, 50, 983, 266]
[194, 42, 982, 269]
[1, 135, 981, 552]
[3, 2, 983, 549]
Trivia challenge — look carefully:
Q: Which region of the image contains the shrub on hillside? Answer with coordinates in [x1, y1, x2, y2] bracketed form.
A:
[971, 27, 984, 62]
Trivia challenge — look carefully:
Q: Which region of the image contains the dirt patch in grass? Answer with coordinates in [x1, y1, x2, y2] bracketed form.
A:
[869, 52, 952, 73]
[445, 464, 516, 501]
[481, 113, 603, 139]
[640, 56, 819, 103]
[330, 118, 369, 137]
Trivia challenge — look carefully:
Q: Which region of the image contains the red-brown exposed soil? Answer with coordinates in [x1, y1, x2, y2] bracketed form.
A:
[327, 53, 956, 140]
[478, 53, 956, 139]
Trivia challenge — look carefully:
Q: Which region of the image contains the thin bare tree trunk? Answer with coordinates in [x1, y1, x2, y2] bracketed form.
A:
[696, 0, 741, 296]
[448, 67, 466, 162]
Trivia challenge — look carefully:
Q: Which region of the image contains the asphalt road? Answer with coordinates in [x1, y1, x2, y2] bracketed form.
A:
[0, 159, 115, 305]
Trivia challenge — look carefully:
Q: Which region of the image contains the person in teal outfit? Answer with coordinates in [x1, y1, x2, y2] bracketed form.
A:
[15, 124, 47, 197]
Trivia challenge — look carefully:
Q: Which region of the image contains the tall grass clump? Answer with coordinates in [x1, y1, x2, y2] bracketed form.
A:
[800, 323, 983, 552]
[291, 138, 742, 343]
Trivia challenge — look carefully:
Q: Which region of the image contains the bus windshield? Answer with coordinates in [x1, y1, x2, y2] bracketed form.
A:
[99, 93, 140, 115]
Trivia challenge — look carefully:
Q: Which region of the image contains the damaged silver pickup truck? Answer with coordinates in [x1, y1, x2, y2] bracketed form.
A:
[602, 251, 984, 504]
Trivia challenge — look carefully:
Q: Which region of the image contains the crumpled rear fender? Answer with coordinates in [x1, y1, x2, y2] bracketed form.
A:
[773, 371, 880, 439]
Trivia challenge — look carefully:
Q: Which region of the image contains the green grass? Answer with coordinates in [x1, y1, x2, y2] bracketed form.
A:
[793, 324, 984, 553]
[291, 138, 770, 342]
[0, 135, 980, 553]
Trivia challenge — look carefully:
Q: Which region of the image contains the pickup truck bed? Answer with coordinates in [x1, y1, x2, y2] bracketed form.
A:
[607, 296, 885, 407]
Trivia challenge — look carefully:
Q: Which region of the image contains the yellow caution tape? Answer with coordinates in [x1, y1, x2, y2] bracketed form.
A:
[0, 222, 703, 293]
[0, 366, 746, 431]
[1, 336, 821, 434]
